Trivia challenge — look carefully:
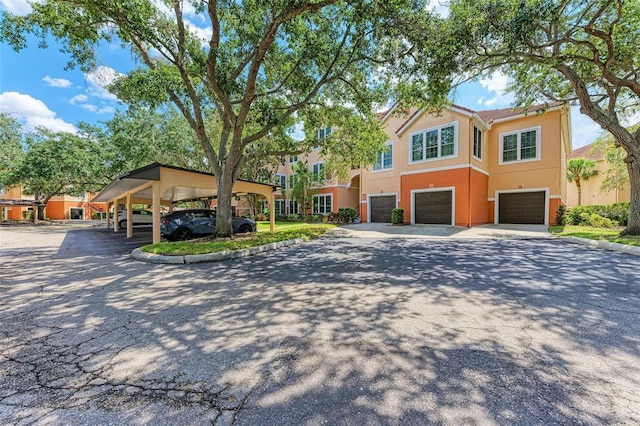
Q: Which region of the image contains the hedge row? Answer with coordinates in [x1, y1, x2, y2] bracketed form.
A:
[566, 202, 629, 226]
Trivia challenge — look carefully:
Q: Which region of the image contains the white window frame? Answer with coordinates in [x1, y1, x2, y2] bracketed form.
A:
[289, 155, 298, 164]
[408, 122, 459, 164]
[373, 141, 394, 172]
[313, 126, 332, 150]
[289, 174, 298, 189]
[498, 126, 541, 165]
[288, 199, 299, 215]
[312, 161, 325, 182]
[275, 173, 287, 190]
[472, 125, 483, 161]
[274, 199, 286, 216]
[312, 193, 332, 215]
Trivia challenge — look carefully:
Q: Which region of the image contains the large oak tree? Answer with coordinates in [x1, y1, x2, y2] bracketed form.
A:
[412, 0, 640, 234]
[1, 0, 430, 236]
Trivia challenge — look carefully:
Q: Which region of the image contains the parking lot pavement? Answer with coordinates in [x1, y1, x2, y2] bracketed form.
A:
[1, 225, 639, 424]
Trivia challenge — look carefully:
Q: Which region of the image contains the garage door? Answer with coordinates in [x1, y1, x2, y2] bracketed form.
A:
[370, 195, 396, 223]
[498, 192, 545, 224]
[414, 190, 453, 225]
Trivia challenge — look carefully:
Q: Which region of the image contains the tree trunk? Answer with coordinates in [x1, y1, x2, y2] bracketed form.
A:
[623, 158, 640, 235]
[215, 171, 235, 237]
[576, 179, 582, 206]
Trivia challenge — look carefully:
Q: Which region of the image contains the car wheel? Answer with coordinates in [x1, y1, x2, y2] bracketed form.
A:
[119, 220, 127, 229]
[174, 228, 192, 241]
[238, 224, 252, 233]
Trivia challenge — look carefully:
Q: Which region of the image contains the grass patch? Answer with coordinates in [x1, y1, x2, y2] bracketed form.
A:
[141, 222, 336, 256]
[549, 225, 640, 246]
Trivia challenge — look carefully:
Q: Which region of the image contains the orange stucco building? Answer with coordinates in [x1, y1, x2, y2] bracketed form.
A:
[0, 187, 107, 220]
[268, 102, 571, 226]
[358, 103, 571, 226]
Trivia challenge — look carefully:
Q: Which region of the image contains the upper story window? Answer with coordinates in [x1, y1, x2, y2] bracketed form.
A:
[473, 126, 482, 160]
[289, 174, 298, 189]
[275, 174, 287, 190]
[313, 127, 332, 150]
[373, 142, 393, 171]
[410, 122, 457, 163]
[312, 161, 325, 182]
[499, 126, 541, 164]
[289, 155, 298, 163]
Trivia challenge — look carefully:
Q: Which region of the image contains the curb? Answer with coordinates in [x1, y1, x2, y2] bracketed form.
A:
[131, 238, 305, 264]
[562, 236, 640, 256]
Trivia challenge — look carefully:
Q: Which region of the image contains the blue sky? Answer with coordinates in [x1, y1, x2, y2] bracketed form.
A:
[0, 0, 603, 148]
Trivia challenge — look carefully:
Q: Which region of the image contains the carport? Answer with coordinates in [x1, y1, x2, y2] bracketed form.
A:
[91, 163, 276, 244]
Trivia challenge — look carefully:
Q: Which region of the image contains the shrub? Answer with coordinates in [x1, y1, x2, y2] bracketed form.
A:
[391, 208, 404, 224]
[287, 214, 300, 222]
[567, 202, 629, 226]
[255, 213, 268, 221]
[555, 204, 566, 226]
[586, 213, 614, 228]
[22, 211, 35, 220]
[567, 205, 595, 225]
[337, 207, 357, 224]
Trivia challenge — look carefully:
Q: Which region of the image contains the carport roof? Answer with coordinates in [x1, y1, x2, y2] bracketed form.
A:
[92, 162, 275, 204]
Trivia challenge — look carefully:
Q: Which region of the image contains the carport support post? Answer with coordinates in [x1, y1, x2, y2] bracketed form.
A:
[152, 182, 161, 244]
[268, 191, 275, 232]
[126, 192, 133, 238]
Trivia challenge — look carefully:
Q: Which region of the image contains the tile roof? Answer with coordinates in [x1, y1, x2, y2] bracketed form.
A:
[393, 102, 564, 134]
[567, 142, 603, 160]
[476, 102, 564, 123]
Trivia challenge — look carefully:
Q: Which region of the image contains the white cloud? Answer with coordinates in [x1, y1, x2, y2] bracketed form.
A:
[42, 76, 72, 88]
[480, 71, 508, 95]
[477, 71, 514, 108]
[70, 94, 88, 104]
[0, 92, 77, 133]
[84, 66, 121, 101]
[0, 0, 35, 15]
[427, 0, 450, 17]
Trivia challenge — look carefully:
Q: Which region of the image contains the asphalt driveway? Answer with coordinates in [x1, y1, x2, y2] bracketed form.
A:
[1, 225, 639, 424]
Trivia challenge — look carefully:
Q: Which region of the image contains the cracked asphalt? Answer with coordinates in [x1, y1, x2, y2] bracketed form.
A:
[1, 224, 639, 425]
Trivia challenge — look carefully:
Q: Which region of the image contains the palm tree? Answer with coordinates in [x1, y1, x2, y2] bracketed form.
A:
[567, 158, 598, 205]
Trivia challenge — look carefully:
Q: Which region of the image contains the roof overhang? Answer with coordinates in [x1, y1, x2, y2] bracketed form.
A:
[92, 163, 276, 205]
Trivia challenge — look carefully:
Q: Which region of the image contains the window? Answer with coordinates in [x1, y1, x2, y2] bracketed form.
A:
[313, 194, 332, 214]
[289, 200, 299, 215]
[289, 155, 298, 163]
[314, 127, 331, 150]
[473, 126, 482, 160]
[312, 162, 325, 182]
[500, 127, 540, 164]
[373, 142, 393, 171]
[275, 174, 287, 190]
[409, 123, 458, 163]
[275, 199, 286, 216]
[289, 174, 298, 189]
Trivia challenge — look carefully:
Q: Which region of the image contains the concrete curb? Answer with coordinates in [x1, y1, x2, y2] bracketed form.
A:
[131, 238, 305, 264]
[562, 236, 640, 256]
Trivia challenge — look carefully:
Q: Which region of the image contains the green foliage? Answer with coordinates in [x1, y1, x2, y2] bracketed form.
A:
[410, 0, 640, 233]
[591, 130, 633, 193]
[3, 126, 109, 205]
[289, 162, 316, 215]
[338, 208, 357, 224]
[567, 203, 629, 226]
[1, 0, 434, 236]
[0, 114, 25, 185]
[567, 158, 597, 183]
[580, 213, 614, 228]
[555, 204, 566, 226]
[391, 208, 404, 224]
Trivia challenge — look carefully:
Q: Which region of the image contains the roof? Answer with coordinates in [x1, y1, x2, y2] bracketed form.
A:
[476, 102, 564, 124]
[567, 143, 604, 160]
[394, 102, 564, 135]
[92, 163, 276, 204]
